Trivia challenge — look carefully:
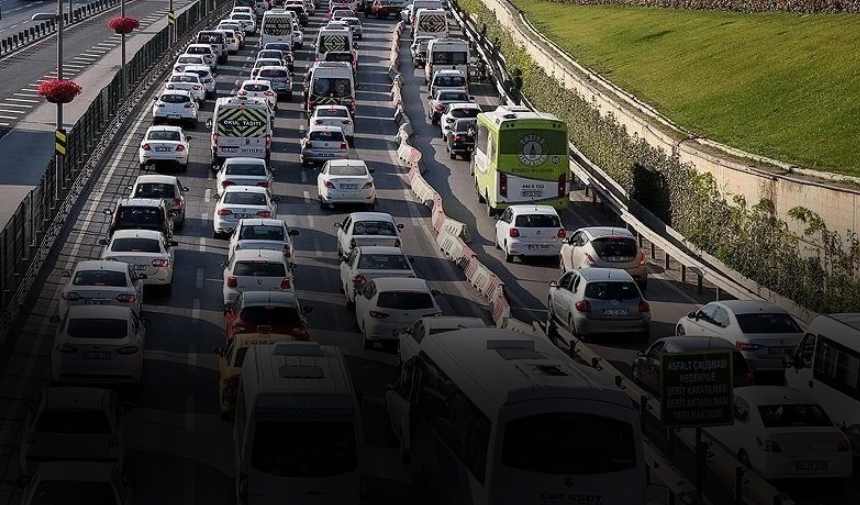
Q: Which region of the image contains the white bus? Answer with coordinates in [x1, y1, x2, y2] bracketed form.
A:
[785, 313, 860, 455]
[395, 328, 646, 505]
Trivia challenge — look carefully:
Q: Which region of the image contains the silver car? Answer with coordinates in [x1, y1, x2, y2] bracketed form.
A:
[342, 16, 363, 39]
[256, 66, 293, 101]
[560, 226, 648, 291]
[129, 174, 190, 229]
[300, 125, 350, 167]
[547, 267, 651, 343]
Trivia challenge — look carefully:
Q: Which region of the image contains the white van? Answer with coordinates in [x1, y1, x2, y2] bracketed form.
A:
[400, 0, 442, 24]
[785, 313, 860, 455]
[412, 7, 448, 39]
[234, 342, 367, 504]
[425, 37, 469, 84]
[260, 11, 295, 47]
[313, 26, 354, 62]
[305, 61, 356, 115]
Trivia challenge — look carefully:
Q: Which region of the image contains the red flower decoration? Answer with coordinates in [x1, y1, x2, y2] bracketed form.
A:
[108, 17, 140, 34]
[37, 79, 83, 104]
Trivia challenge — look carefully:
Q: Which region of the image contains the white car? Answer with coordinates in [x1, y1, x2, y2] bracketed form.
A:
[439, 102, 482, 140]
[237, 79, 278, 110]
[309, 104, 354, 144]
[178, 64, 216, 100]
[355, 277, 442, 350]
[676, 300, 804, 371]
[300, 125, 351, 167]
[183, 43, 217, 69]
[334, 211, 404, 258]
[396, 316, 487, 366]
[251, 58, 287, 78]
[129, 174, 189, 229]
[228, 12, 257, 33]
[228, 218, 300, 260]
[705, 386, 853, 480]
[49, 305, 149, 385]
[58, 260, 145, 316]
[173, 53, 208, 74]
[318, 159, 376, 209]
[217, 157, 274, 195]
[215, 28, 241, 52]
[213, 185, 280, 238]
[100, 229, 177, 291]
[151, 90, 197, 127]
[19, 462, 135, 505]
[230, 6, 255, 15]
[494, 204, 565, 263]
[339, 245, 414, 304]
[138, 125, 191, 170]
[221, 249, 296, 306]
[217, 23, 245, 45]
[165, 72, 206, 103]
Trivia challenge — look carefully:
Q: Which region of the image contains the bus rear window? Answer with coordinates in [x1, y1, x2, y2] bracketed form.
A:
[251, 421, 358, 477]
[502, 412, 637, 474]
[499, 129, 568, 156]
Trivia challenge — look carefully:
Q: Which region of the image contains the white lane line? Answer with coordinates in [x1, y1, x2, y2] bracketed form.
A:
[5, 98, 39, 103]
[302, 190, 311, 203]
[64, 64, 88, 69]
[192, 299, 200, 323]
[0, 109, 25, 115]
[204, 188, 211, 203]
[300, 169, 308, 183]
[313, 238, 322, 257]
[188, 344, 197, 373]
[307, 215, 315, 230]
[0, 103, 32, 108]
[96, 42, 116, 48]
[0, 115, 19, 120]
[14, 92, 39, 96]
[0, 122, 10, 127]
[196, 268, 204, 289]
[197, 236, 205, 253]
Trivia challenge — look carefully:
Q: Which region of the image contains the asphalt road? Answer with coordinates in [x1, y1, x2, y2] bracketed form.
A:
[0, 0, 94, 36]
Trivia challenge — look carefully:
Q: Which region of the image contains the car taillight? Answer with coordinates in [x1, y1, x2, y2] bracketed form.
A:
[743, 370, 755, 386]
[184, 102, 194, 108]
[314, 119, 325, 124]
[264, 90, 274, 96]
[574, 300, 591, 313]
[509, 228, 520, 238]
[141, 143, 151, 151]
[283, 245, 291, 257]
[166, 84, 175, 89]
[584, 253, 596, 266]
[351, 97, 356, 110]
[280, 277, 292, 289]
[499, 172, 508, 198]
[218, 209, 233, 216]
[291, 327, 309, 339]
[305, 140, 313, 148]
[362, 181, 373, 189]
[152, 258, 170, 268]
[193, 85, 202, 90]
[557, 229, 566, 239]
[342, 119, 352, 125]
[350, 239, 357, 249]
[257, 181, 270, 188]
[221, 181, 235, 188]
[837, 439, 851, 452]
[175, 144, 186, 152]
[265, 134, 271, 148]
[116, 294, 136, 303]
[558, 172, 567, 198]
[453, 135, 464, 141]
[107, 433, 120, 447]
[434, 104, 444, 111]
[238, 473, 249, 505]
[56, 344, 78, 353]
[61, 292, 81, 301]
[427, 311, 442, 317]
[225, 376, 239, 388]
[369, 310, 389, 319]
[445, 117, 454, 123]
[212, 133, 220, 143]
[393, 238, 401, 247]
[756, 437, 782, 453]
[736, 341, 764, 351]
[353, 275, 367, 286]
[340, 141, 348, 149]
[257, 210, 272, 218]
[237, 90, 247, 96]
[638, 251, 646, 266]
[174, 66, 182, 72]
[638, 300, 650, 313]
[227, 276, 238, 288]
[324, 181, 335, 189]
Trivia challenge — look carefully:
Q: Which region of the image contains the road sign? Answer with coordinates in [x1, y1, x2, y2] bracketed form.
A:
[168, 10, 176, 25]
[54, 128, 67, 157]
[660, 350, 733, 429]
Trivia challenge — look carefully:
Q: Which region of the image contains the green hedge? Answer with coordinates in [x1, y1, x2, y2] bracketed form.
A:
[456, 0, 860, 313]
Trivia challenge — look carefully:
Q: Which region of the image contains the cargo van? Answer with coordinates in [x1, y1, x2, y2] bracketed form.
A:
[260, 11, 295, 47]
[425, 37, 469, 84]
[233, 342, 367, 504]
[206, 97, 273, 169]
[313, 26, 354, 62]
[400, 0, 442, 24]
[785, 313, 860, 455]
[304, 61, 356, 115]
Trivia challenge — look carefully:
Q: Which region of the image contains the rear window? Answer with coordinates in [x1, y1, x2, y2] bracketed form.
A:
[73, 270, 127, 287]
[110, 238, 162, 253]
[376, 291, 434, 310]
[513, 214, 560, 227]
[259, 51, 283, 59]
[357, 254, 410, 270]
[243, 84, 270, 92]
[239, 225, 285, 241]
[454, 120, 476, 133]
[735, 313, 802, 334]
[188, 70, 211, 79]
[352, 220, 396, 236]
[325, 52, 353, 62]
[329, 164, 367, 176]
[584, 281, 640, 300]
[239, 306, 300, 324]
[134, 183, 176, 199]
[317, 108, 350, 118]
[171, 75, 199, 83]
[591, 237, 638, 258]
[225, 163, 267, 176]
[178, 56, 202, 64]
[251, 421, 358, 477]
[187, 47, 210, 54]
[439, 92, 468, 102]
[66, 318, 129, 338]
[222, 192, 268, 206]
[146, 130, 181, 141]
[502, 413, 637, 474]
[233, 261, 286, 276]
[199, 33, 224, 43]
[450, 108, 479, 118]
[311, 78, 352, 98]
[259, 69, 289, 78]
[116, 207, 162, 227]
[266, 43, 291, 51]
[757, 404, 832, 428]
[159, 94, 190, 104]
[434, 76, 466, 88]
[36, 409, 112, 434]
[309, 130, 345, 142]
[31, 481, 116, 505]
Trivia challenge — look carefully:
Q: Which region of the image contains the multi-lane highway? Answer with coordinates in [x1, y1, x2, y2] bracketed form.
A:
[0, 0, 94, 35]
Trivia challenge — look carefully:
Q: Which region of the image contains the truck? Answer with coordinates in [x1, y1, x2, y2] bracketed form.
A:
[206, 97, 272, 170]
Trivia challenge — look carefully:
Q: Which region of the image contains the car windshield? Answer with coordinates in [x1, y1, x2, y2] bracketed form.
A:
[159, 94, 190, 104]
[376, 291, 434, 310]
[757, 404, 833, 428]
[116, 207, 161, 227]
[36, 409, 112, 434]
[259, 51, 282, 59]
[111, 238, 161, 253]
[30, 481, 117, 505]
[259, 69, 289, 78]
[244, 84, 270, 92]
[240, 305, 301, 324]
[187, 47, 210, 54]
[591, 236, 638, 257]
[225, 163, 267, 176]
[233, 261, 287, 276]
[357, 254, 410, 269]
[73, 270, 127, 287]
[317, 108, 350, 118]
[329, 165, 367, 176]
[438, 91, 468, 102]
[223, 192, 268, 206]
[134, 183, 176, 198]
[309, 130, 345, 142]
[251, 421, 358, 477]
[352, 221, 396, 236]
[584, 281, 640, 300]
[146, 130, 181, 141]
[66, 318, 128, 338]
[240, 225, 285, 240]
[735, 313, 802, 334]
[514, 214, 560, 227]
[199, 34, 223, 43]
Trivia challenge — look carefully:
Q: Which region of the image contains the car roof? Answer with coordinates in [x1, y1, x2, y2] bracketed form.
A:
[112, 229, 165, 240]
[314, 104, 350, 112]
[308, 124, 345, 132]
[178, 53, 205, 59]
[355, 245, 406, 255]
[38, 461, 114, 482]
[241, 290, 298, 306]
[435, 69, 465, 75]
[574, 267, 636, 282]
[233, 249, 288, 261]
[187, 43, 214, 48]
[508, 204, 559, 215]
[159, 89, 192, 96]
[325, 159, 367, 167]
[117, 197, 166, 207]
[735, 385, 817, 405]
[238, 218, 285, 228]
[222, 185, 269, 194]
[581, 226, 635, 239]
[242, 79, 272, 85]
[446, 102, 481, 110]
[256, 65, 289, 71]
[42, 387, 109, 409]
[73, 260, 129, 273]
[181, 65, 211, 72]
[350, 211, 395, 222]
[224, 157, 266, 165]
[421, 316, 486, 329]
[713, 300, 789, 315]
[371, 277, 431, 291]
[656, 335, 736, 351]
[145, 125, 183, 133]
[66, 305, 133, 318]
[134, 175, 178, 185]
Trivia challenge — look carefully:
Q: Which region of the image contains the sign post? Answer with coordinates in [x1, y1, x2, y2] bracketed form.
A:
[660, 349, 734, 498]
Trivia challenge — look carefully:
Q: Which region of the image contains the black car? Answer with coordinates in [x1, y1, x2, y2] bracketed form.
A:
[446, 118, 476, 160]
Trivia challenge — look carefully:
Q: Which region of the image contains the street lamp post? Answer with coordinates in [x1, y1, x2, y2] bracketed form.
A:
[121, 0, 126, 97]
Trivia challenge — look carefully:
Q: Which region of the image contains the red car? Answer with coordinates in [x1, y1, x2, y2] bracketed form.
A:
[224, 291, 313, 342]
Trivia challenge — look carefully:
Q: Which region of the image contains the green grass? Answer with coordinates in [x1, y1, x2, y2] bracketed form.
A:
[509, 2, 860, 176]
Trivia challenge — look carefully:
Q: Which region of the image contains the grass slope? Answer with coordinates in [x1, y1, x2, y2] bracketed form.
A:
[510, 2, 860, 176]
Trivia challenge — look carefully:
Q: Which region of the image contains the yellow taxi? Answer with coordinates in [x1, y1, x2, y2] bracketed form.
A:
[213, 332, 298, 420]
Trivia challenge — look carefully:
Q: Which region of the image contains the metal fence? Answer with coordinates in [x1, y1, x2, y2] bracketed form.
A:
[0, 0, 231, 340]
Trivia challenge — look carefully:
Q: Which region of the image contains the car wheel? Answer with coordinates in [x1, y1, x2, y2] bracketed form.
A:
[213, 230, 223, 239]
[175, 218, 185, 231]
[318, 196, 327, 209]
[382, 340, 398, 353]
[139, 162, 146, 170]
[449, 151, 456, 160]
[161, 283, 173, 296]
[676, 324, 685, 336]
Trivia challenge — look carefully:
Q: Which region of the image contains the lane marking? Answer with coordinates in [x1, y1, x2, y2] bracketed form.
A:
[5, 98, 39, 103]
[204, 188, 211, 203]
[302, 189, 311, 203]
[0, 109, 25, 115]
[0, 103, 32, 108]
[0, 115, 19, 120]
[196, 268, 204, 289]
[188, 344, 197, 373]
[300, 169, 308, 183]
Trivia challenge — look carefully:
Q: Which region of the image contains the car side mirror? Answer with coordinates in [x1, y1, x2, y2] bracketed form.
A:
[785, 354, 798, 368]
[289, 262, 298, 269]
[408, 257, 415, 263]
[213, 346, 225, 356]
[127, 185, 133, 191]
[141, 318, 152, 326]
[273, 196, 281, 202]
[185, 136, 193, 141]
[333, 222, 342, 228]
[494, 214, 500, 220]
[688, 310, 698, 320]
[302, 306, 313, 314]
[469, 96, 475, 100]
[384, 382, 395, 391]
[288, 229, 299, 236]
[636, 351, 646, 358]
[213, 193, 221, 200]
[103, 208, 113, 215]
[219, 261, 227, 269]
[430, 288, 441, 297]
[98, 238, 109, 246]
[122, 402, 135, 413]
[397, 223, 405, 230]
[182, 187, 190, 192]
[368, 167, 376, 173]
[60, 270, 71, 278]
[168, 241, 179, 247]
[205, 118, 213, 128]
[49, 315, 60, 323]
[17, 476, 30, 488]
[549, 280, 558, 288]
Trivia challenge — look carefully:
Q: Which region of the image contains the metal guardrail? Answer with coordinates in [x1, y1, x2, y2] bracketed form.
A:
[0, 0, 233, 344]
[0, 0, 124, 58]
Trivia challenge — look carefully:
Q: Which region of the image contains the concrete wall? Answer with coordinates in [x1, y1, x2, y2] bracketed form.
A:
[479, 0, 860, 242]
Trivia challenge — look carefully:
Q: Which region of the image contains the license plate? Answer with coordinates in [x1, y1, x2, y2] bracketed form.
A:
[527, 244, 551, 250]
[604, 309, 628, 315]
[522, 190, 544, 198]
[221, 147, 239, 153]
[235, 213, 252, 219]
[84, 351, 112, 359]
[794, 461, 829, 471]
[83, 300, 109, 305]
[131, 265, 147, 271]
[341, 184, 358, 189]
[168, 115, 181, 119]
[769, 346, 792, 355]
[466, 147, 473, 151]
[257, 325, 271, 334]
[155, 147, 172, 152]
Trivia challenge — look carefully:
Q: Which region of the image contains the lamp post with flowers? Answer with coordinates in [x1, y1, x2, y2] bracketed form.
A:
[108, 15, 140, 97]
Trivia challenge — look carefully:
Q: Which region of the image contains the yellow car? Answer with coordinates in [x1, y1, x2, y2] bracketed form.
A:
[213, 332, 297, 420]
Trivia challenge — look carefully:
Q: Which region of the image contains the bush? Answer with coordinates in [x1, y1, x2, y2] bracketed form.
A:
[531, 0, 860, 14]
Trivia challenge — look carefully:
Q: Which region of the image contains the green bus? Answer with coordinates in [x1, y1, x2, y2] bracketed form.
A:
[472, 105, 569, 215]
